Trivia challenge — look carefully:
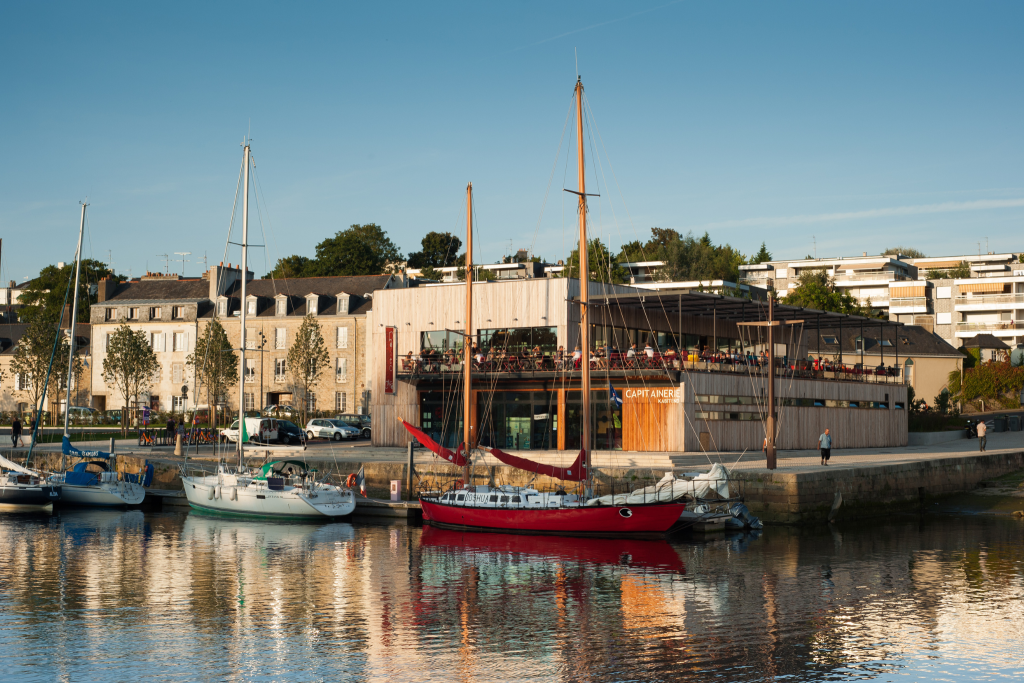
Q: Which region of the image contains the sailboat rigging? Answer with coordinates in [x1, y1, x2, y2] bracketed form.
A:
[412, 78, 687, 537]
[179, 139, 356, 519]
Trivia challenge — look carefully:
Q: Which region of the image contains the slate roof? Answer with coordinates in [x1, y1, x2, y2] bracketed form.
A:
[102, 279, 210, 303]
[207, 274, 395, 318]
[806, 324, 962, 358]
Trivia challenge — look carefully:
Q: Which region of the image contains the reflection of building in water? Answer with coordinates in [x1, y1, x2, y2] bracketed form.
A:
[2, 514, 1024, 680]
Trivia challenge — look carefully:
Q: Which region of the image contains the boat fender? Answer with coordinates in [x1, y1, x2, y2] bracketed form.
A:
[231, 487, 238, 501]
[215, 485, 222, 500]
[207, 486, 215, 500]
[346, 473, 357, 488]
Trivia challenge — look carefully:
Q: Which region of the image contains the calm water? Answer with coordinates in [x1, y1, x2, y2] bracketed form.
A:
[0, 510, 1021, 683]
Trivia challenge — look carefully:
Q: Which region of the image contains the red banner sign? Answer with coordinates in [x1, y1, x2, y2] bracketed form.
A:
[384, 326, 396, 394]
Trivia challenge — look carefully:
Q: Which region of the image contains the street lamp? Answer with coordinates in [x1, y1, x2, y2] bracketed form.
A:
[257, 329, 267, 413]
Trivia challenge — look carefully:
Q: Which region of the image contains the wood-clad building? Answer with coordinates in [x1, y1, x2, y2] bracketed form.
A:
[369, 279, 907, 452]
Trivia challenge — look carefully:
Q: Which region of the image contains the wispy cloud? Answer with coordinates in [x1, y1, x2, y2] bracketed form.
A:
[692, 198, 1024, 231]
[511, 0, 686, 52]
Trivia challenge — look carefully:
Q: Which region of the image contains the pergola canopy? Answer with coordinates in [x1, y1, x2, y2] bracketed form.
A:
[586, 291, 901, 330]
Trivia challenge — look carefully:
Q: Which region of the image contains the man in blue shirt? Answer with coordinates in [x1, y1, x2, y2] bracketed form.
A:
[819, 428, 832, 466]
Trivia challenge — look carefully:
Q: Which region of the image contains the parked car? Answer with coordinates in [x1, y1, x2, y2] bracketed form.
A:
[334, 413, 371, 439]
[305, 418, 359, 441]
[275, 420, 306, 446]
[64, 406, 100, 425]
[221, 417, 279, 444]
[262, 404, 299, 419]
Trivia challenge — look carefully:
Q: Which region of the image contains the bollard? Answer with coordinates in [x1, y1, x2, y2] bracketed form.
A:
[390, 479, 401, 502]
[174, 433, 183, 456]
[406, 441, 414, 500]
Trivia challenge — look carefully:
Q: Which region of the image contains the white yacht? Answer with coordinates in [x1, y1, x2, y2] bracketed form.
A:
[182, 459, 355, 519]
[179, 139, 355, 520]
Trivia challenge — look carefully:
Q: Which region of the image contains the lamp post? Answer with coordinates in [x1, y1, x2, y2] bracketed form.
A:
[257, 329, 267, 413]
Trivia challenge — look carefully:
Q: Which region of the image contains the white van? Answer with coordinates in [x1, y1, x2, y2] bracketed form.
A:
[221, 417, 279, 444]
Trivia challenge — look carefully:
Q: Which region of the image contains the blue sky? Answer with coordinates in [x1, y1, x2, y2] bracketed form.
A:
[2, 1, 1022, 283]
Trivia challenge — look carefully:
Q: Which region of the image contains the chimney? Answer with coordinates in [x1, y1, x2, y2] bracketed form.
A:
[97, 275, 117, 303]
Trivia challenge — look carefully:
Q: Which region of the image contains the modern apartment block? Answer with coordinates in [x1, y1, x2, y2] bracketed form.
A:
[739, 251, 1024, 352]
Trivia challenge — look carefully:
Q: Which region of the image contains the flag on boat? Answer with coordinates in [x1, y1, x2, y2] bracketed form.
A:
[610, 383, 623, 407]
[240, 418, 249, 443]
[355, 465, 366, 496]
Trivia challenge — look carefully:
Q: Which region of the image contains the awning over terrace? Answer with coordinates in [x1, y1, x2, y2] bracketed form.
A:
[582, 291, 903, 330]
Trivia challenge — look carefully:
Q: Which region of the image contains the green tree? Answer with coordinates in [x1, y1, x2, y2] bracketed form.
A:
[751, 242, 772, 264]
[926, 261, 971, 279]
[884, 246, 926, 258]
[562, 238, 629, 284]
[268, 254, 315, 279]
[267, 224, 403, 278]
[18, 259, 118, 324]
[287, 315, 331, 426]
[10, 316, 83, 424]
[187, 318, 238, 428]
[662, 232, 746, 283]
[101, 322, 159, 435]
[782, 269, 877, 316]
[618, 227, 681, 263]
[407, 231, 463, 269]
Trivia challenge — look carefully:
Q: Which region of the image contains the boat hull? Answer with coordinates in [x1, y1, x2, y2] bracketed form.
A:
[0, 483, 62, 508]
[182, 477, 356, 519]
[420, 499, 687, 538]
[58, 482, 146, 507]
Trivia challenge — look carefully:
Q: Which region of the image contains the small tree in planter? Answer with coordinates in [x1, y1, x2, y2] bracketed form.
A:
[287, 314, 330, 427]
[187, 318, 238, 432]
[102, 323, 159, 436]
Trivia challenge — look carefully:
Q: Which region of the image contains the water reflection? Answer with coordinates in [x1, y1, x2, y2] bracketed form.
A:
[0, 510, 1020, 681]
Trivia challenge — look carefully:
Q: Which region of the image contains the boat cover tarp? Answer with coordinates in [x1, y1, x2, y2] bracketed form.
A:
[586, 463, 730, 506]
[62, 436, 111, 460]
[0, 454, 38, 477]
[398, 418, 467, 467]
[488, 448, 587, 482]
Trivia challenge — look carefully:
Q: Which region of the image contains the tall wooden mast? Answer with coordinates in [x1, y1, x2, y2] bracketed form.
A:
[575, 77, 591, 473]
[463, 182, 473, 484]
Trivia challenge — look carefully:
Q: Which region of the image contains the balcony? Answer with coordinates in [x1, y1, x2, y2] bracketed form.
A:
[955, 321, 1023, 333]
[888, 296, 928, 314]
[832, 271, 909, 283]
[740, 275, 774, 287]
[955, 293, 1024, 310]
[397, 355, 904, 386]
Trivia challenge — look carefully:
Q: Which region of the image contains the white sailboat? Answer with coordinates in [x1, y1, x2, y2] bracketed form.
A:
[53, 202, 146, 507]
[180, 139, 355, 519]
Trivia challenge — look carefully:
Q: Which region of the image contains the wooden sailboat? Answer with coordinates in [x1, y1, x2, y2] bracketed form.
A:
[180, 139, 355, 519]
[406, 79, 686, 537]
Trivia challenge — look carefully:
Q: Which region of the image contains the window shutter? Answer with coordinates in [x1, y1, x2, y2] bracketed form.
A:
[172, 364, 183, 384]
[337, 326, 348, 349]
[246, 327, 255, 350]
[158, 333, 166, 352]
[276, 328, 286, 349]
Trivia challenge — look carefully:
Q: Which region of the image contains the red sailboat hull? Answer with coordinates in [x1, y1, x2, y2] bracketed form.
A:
[420, 499, 686, 539]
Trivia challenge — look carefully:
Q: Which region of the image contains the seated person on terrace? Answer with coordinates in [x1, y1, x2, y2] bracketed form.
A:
[554, 345, 566, 369]
[572, 345, 582, 367]
[644, 342, 655, 358]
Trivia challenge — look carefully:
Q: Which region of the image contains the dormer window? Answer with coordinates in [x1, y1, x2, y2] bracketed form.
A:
[306, 294, 320, 316]
[337, 293, 350, 315]
[217, 298, 228, 317]
[246, 297, 258, 316]
[275, 296, 287, 316]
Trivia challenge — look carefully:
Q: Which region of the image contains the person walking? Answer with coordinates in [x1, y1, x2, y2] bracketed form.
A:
[819, 428, 832, 465]
[11, 417, 22, 448]
[977, 419, 987, 452]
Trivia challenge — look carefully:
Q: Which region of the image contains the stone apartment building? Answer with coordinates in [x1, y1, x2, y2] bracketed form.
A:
[0, 322, 92, 416]
[88, 264, 405, 418]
